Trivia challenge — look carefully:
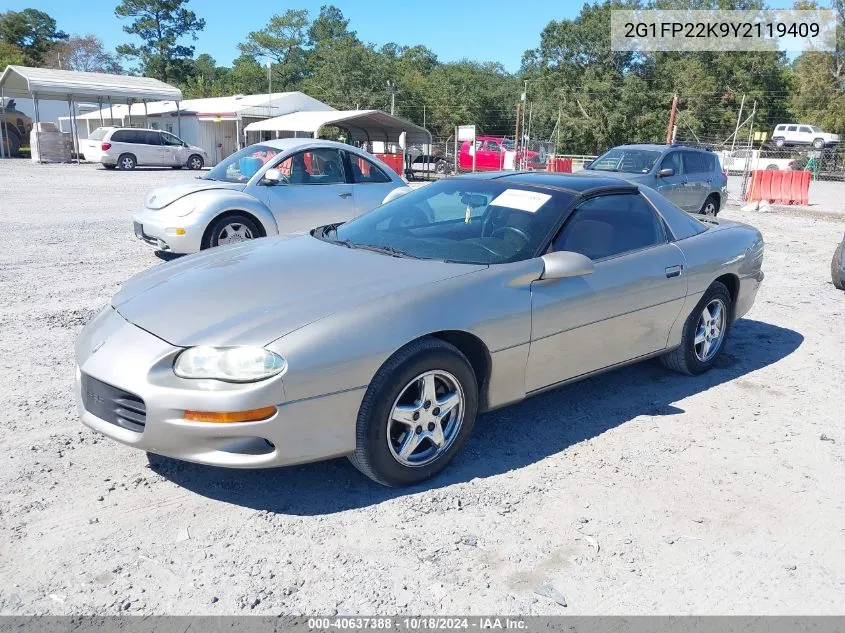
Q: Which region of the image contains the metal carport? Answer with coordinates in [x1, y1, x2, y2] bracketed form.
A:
[242, 109, 432, 147]
[0, 65, 181, 160]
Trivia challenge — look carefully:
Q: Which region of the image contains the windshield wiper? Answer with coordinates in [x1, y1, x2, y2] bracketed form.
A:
[349, 243, 426, 259]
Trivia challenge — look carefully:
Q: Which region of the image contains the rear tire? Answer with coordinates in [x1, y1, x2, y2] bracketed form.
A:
[832, 240, 845, 291]
[661, 281, 732, 375]
[205, 213, 261, 249]
[117, 153, 136, 170]
[348, 338, 478, 487]
[699, 194, 719, 216]
[774, 137, 785, 148]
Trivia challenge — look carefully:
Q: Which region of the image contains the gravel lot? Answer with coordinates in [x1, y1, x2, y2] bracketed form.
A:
[1, 160, 844, 616]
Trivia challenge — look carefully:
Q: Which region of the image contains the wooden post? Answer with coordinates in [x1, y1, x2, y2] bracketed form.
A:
[665, 94, 678, 145]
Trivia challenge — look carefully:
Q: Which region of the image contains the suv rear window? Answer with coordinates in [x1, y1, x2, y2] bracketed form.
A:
[88, 128, 108, 141]
[682, 150, 713, 174]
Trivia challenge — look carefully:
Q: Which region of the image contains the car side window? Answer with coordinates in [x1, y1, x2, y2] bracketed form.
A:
[486, 140, 501, 152]
[787, 125, 797, 132]
[274, 149, 346, 185]
[110, 130, 133, 143]
[348, 155, 392, 184]
[161, 132, 183, 146]
[799, 126, 811, 133]
[552, 194, 665, 261]
[682, 151, 708, 174]
[142, 131, 161, 145]
[660, 151, 682, 174]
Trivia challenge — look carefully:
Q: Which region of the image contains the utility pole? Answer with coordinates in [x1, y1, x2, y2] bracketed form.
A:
[520, 81, 528, 169]
[267, 60, 272, 118]
[387, 80, 396, 115]
[665, 93, 678, 145]
[740, 100, 758, 198]
[514, 101, 522, 168]
[731, 94, 746, 153]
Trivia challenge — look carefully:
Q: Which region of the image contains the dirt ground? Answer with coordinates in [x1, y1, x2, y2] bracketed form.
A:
[1, 161, 843, 616]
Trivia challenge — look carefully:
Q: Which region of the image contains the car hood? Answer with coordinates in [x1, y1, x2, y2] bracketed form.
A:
[144, 180, 246, 209]
[112, 234, 485, 347]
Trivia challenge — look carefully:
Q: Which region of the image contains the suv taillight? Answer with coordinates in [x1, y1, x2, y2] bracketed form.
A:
[101, 142, 111, 151]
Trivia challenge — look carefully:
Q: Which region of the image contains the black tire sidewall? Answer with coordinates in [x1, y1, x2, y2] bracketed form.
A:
[118, 154, 136, 170]
[678, 282, 733, 374]
[700, 194, 719, 216]
[208, 214, 260, 248]
[188, 155, 203, 170]
[358, 345, 478, 487]
[832, 241, 845, 290]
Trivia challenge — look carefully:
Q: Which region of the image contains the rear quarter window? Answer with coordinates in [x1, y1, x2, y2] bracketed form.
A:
[110, 130, 138, 143]
[88, 128, 108, 141]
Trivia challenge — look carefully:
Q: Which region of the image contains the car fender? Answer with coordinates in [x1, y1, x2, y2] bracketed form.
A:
[186, 189, 280, 237]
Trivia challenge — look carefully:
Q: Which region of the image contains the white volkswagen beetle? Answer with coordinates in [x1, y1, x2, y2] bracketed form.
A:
[132, 138, 411, 254]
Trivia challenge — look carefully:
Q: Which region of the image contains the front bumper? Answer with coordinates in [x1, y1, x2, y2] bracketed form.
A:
[132, 207, 206, 254]
[75, 307, 361, 468]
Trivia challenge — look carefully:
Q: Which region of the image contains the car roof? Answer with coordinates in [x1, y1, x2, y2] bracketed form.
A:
[251, 137, 357, 152]
[454, 170, 638, 195]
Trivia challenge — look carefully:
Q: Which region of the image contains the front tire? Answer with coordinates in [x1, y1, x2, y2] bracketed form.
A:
[812, 138, 825, 150]
[349, 338, 478, 487]
[187, 154, 204, 170]
[205, 213, 261, 249]
[661, 281, 732, 375]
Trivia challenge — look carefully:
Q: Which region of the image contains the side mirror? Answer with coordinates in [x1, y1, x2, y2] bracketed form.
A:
[659, 167, 674, 177]
[540, 250, 594, 281]
[262, 168, 284, 185]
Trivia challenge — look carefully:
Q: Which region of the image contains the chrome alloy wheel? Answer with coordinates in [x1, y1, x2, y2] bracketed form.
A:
[216, 223, 254, 244]
[694, 298, 726, 362]
[387, 370, 464, 467]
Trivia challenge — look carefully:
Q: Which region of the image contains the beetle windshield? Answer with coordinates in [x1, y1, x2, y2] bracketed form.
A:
[589, 148, 661, 174]
[323, 179, 572, 265]
[204, 144, 282, 183]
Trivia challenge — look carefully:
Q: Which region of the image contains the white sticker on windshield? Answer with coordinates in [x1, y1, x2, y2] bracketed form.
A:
[490, 189, 551, 213]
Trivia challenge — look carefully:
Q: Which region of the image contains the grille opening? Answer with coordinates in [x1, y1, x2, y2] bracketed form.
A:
[81, 374, 146, 433]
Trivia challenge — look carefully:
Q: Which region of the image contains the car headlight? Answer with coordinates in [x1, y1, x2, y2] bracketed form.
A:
[174, 346, 286, 382]
[171, 199, 196, 217]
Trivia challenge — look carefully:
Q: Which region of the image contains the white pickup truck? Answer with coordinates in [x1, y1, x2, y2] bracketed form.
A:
[719, 149, 794, 173]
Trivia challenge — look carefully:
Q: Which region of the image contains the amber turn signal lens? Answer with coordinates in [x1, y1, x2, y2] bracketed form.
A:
[183, 406, 277, 423]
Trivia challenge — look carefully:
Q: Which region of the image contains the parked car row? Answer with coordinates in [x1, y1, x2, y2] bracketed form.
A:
[74, 136, 766, 486]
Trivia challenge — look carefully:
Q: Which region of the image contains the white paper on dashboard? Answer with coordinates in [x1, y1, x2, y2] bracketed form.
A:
[490, 189, 551, 213]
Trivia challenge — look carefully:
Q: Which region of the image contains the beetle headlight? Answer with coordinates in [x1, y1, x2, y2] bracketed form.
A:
[171, 199, 196, 217]
[174, 346, 286, 382]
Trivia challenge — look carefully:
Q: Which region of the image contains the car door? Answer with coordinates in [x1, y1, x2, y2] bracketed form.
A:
[346, 152, 399, 215]
[785, 125, 798, 144]
[133, 130, 161, 166]
[681, 150, 709, 211]
[797, 125, 813, 145]
[160, 131, 186, 165]
[525, 192, 688, 392]
[483, 139, 504, 170]
[260, 147, 355, 231]
[654, 151, 689, 210]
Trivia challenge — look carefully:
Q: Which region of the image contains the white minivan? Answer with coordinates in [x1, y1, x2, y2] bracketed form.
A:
[82, 127, 209, 170]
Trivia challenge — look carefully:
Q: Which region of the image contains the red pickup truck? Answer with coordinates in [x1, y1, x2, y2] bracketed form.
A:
[458, 136, 544, 171]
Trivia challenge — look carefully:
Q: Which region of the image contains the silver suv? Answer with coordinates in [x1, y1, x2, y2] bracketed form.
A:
[584, 144, 727, 216]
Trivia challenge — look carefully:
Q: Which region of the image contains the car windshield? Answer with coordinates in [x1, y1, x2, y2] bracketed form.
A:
[204, 144, 282, 183]
[324, 179, 572, 265]
[589, 148, 661, 173]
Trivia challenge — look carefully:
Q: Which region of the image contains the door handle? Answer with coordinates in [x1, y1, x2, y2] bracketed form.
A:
[338, 192, 352, 198]
[665, 265, 683, 278]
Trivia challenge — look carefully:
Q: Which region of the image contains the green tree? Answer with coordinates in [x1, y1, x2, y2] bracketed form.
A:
[307, 5, 353, 47]
[115, 0, 205, 83]
[790, 0, 845, 133]
[181, 53, 231, 97]
[303, 36, 392, 109]
[238, 9, 309, 90]
[0, 8, 67, 66]
[225, 54, 268, 95]
[0, 41, 26, 68]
